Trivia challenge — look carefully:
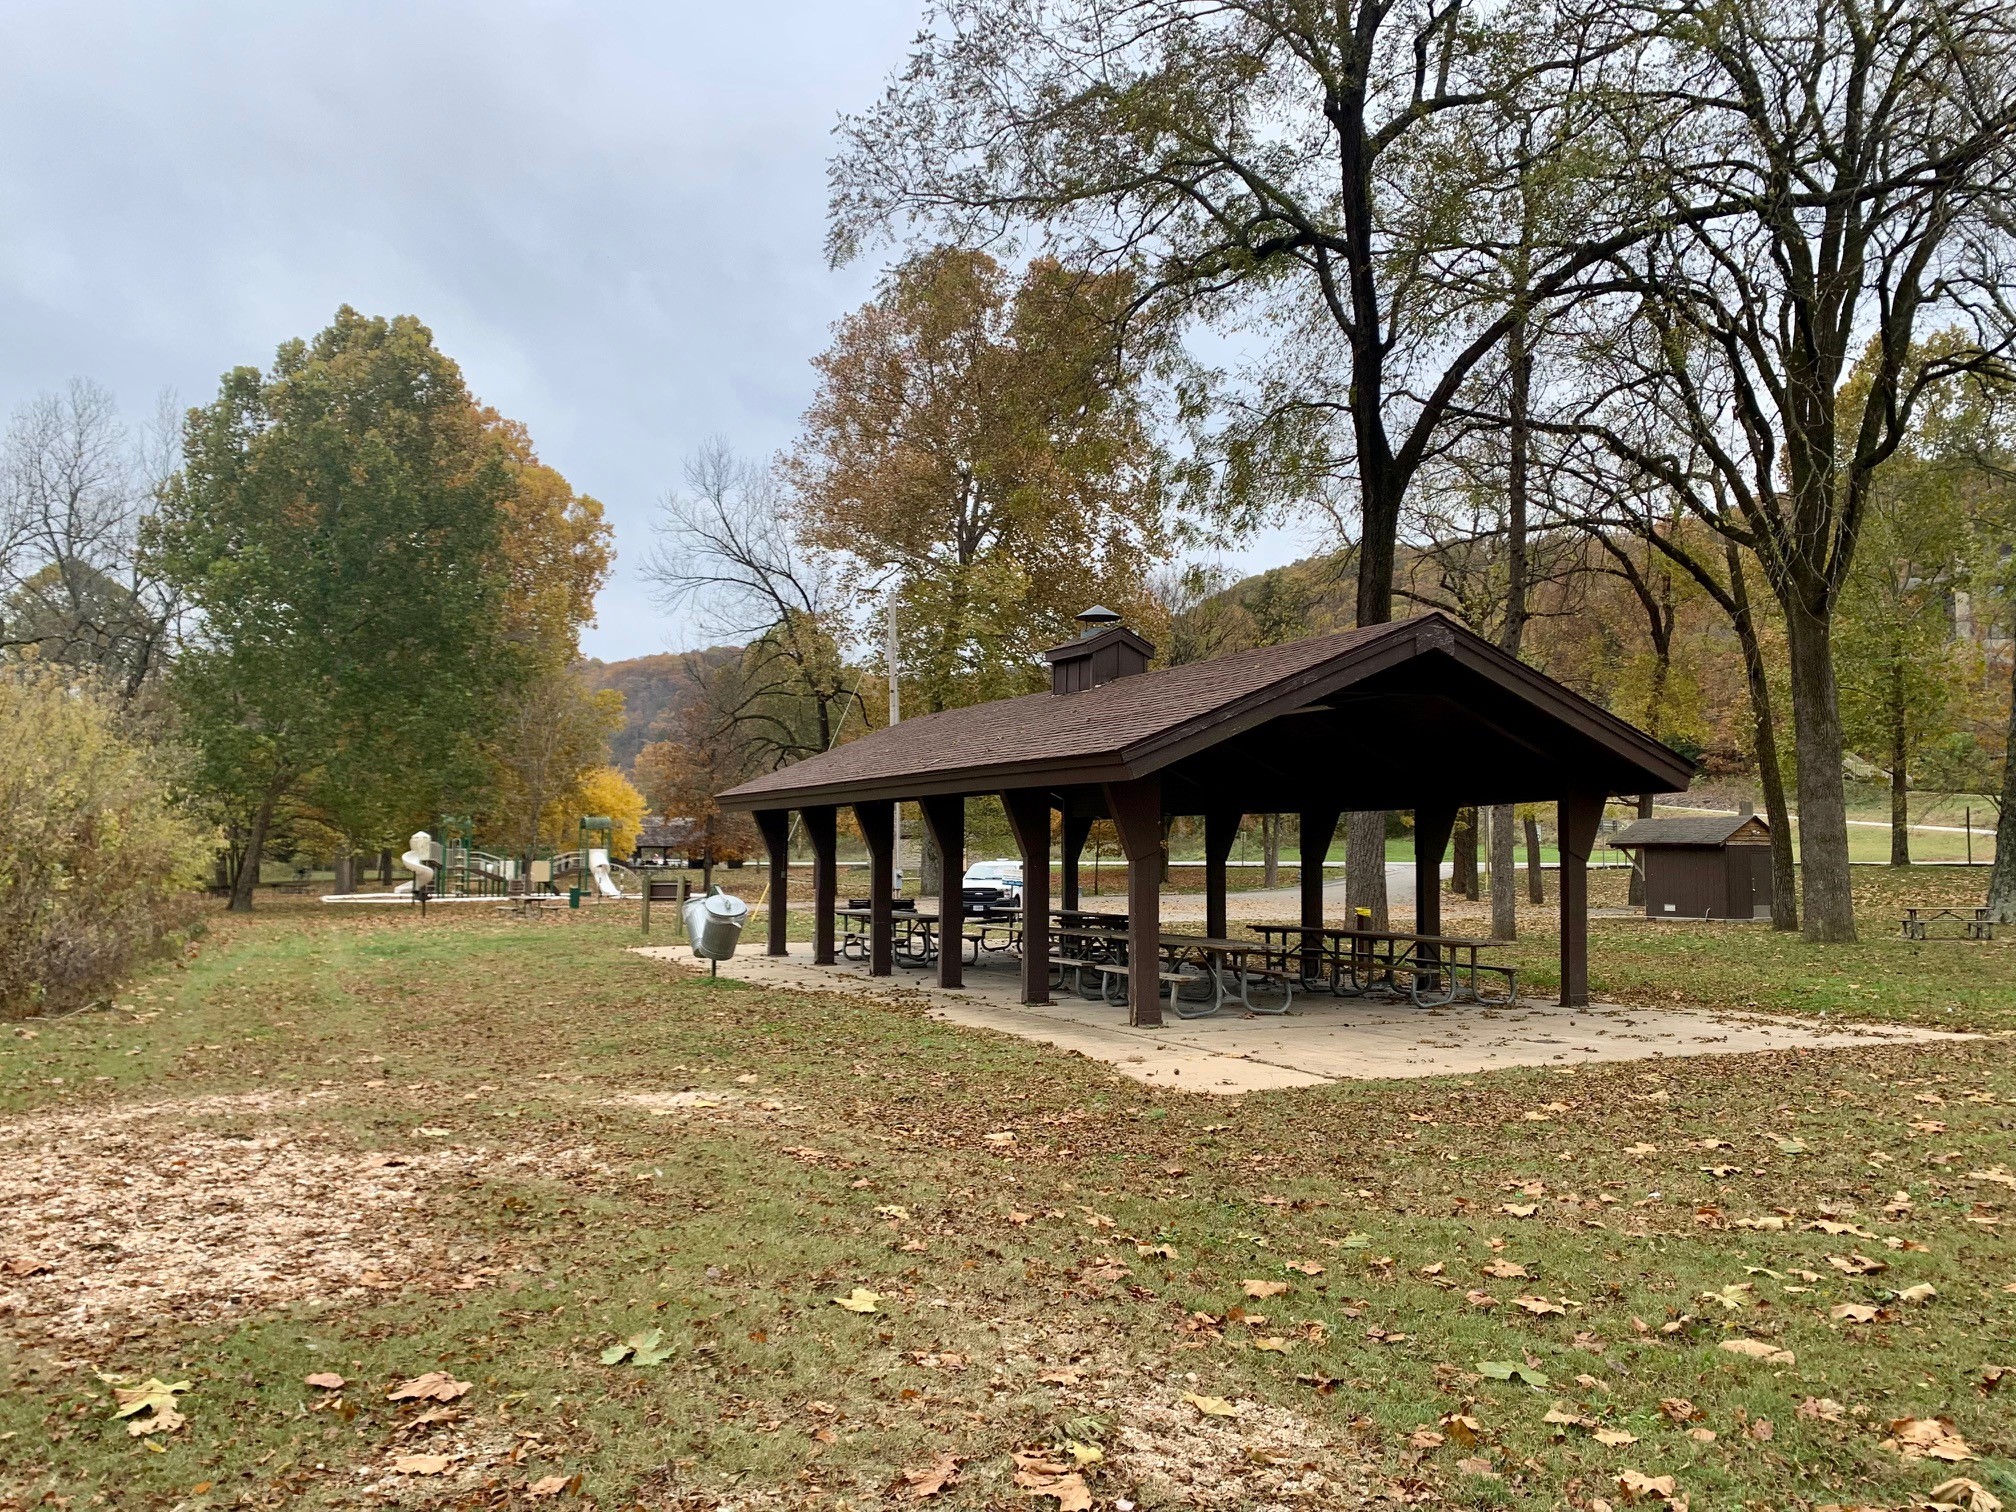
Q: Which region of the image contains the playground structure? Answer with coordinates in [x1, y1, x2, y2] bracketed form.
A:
[324, 814, 638, 904]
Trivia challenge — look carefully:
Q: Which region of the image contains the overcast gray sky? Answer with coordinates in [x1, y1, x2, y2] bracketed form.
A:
[1, 1, 1313, 660]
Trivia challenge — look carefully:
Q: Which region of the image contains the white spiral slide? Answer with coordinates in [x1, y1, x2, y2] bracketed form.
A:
[394, 830, 436, 895]
[587, 846, 622, 899]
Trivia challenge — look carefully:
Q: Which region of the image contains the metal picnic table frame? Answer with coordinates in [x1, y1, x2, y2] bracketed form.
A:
[1051, 925, 1295, 1019]
[1250, 923, 1516, 1008]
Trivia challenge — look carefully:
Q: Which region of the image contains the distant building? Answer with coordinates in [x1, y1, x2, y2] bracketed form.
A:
[1611, 814, 1774, 921]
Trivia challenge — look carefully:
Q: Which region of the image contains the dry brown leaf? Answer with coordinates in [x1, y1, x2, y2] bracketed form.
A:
[391, 1454, 453, 1475]
[1798, 1397, 1846, 1422]
[526, 1475, 572, 1498]
[1466, 1289, 1500, 1309]
[304, 1372, 345, 1391]
[1926, 1477, 2003, 1512]
[1409, 1428, 1446, 1450]
[1181, 1390, 1240, 1417]
[1595, 1427, 1639, 1447]
[1483, 1259, 1529, 1279]
[1514, 1294, 1567, 1316]
[1658, 1398, 1698, 1423]
[387, 1372, 471, 1402]
[1616, 1468, 1679, 1503]
[1830, 1303, 1879, 1323]
[1241, 1279, 1289, 1299]
[899, 1452, 960, 1499]
[1885, 1417, 1972, 1462]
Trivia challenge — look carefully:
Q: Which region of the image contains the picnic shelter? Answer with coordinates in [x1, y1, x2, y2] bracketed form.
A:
[716, 611, 1694, 1026]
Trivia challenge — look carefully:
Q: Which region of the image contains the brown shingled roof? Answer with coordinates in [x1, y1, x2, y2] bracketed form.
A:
[1611, 814, 1770, 848]
[718, 613, 1693, 810]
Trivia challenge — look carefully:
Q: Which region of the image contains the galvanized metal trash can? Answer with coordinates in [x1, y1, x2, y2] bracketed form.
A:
[683, 886, 749, 962]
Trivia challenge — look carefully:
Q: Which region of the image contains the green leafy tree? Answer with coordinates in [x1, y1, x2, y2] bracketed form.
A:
[153, 307, 522, 909]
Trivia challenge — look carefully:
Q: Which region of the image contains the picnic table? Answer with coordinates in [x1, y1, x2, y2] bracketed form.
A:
[1901, 905, 1996, 941]
[836, 904, 1023, 965]
[1250, 923, 1515, 1007]
[1050, 926, 1295, 1019]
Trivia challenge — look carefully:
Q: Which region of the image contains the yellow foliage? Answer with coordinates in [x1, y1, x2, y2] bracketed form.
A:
[544, 766, 646, 858]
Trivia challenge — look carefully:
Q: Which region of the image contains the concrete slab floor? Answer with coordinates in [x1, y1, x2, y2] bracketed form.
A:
[631, 944, 1978, 1096]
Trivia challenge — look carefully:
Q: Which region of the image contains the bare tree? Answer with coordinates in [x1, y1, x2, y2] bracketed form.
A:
[645, 440, 867, 767]
[1561, 0, 2016, 940]
[0, 380, 180, 702]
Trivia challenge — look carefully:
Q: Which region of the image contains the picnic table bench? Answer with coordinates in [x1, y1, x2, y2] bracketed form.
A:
[1901, 905, 1996, 941]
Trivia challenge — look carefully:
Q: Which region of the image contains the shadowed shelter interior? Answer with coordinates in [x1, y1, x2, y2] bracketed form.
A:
[717, 611, 1693, 1026]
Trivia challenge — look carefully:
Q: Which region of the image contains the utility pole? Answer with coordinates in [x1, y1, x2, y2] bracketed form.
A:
[886, 588, 902, 891]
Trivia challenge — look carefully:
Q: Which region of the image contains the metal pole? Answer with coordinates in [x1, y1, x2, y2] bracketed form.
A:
[886, 587, 902, 894]
[1966, 806, 1972, 866]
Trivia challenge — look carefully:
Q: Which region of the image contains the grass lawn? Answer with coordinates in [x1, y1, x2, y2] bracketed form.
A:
[2, 882, 2011, 1511]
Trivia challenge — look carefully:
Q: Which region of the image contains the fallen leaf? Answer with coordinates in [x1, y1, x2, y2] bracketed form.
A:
[1927, 1478, 2003, 1512]
[1251, 1336, 1292, 1353]
[1500, 1203, 1539, 1218]
[832, 1288, 882, 1313]
[1616, 1468, 1679, 1503]
[1885, 1417, 1972, 1462]
[1827, 1254, 1888, 1276]
[1718, 1338, 1794, 1365]
[391, 1455, 453, 1475]
[600, 1328, 674, 1366]
[1830, 1303, 1879, 1323]
[1483, 1259, 1529, 1279]
[1898, 1282, 1938, 1304]
[1455, 1455, 1498, 1477]
[1595, 1427, 1639, 1447]
[1478, 1360, 1549, 1386]
[1749, 1417, 1775, 1442]
[387, 1372, 472, 1403]
[1443, 1412, 1482, 1445]
[111, 1378, 189, 1436]
[899, 1451, 960, 1499]
[1181, 1391, 1240, 1417]
[1514, 1294, 1567, 1316]
[304, 1373, 346, 1391]
[1408, 1428, 1446, 1450]
[1242, 1279, 1289, 1299]
[1797, 1397, 1845, 1422]
[527, 1475, 572, 1498]
[1658, 1398, 1698, 1423]
[1285, 1260, 1325, 1275]
[983, 1131, 1016, 1146]
[1466, 1290, 1500, 1309]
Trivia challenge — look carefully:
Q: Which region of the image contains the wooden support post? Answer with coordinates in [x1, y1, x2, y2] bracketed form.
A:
[1204, 809, 1240, 941]
[1061, 810, 1093, 911]
[919, 795, 966, 989]
[755, 809, 790, 957]
[1002, 790, 1053, 1006]
[1102, 777, 1164, 1028]
[1557, 793, 1605, 1007]
[852, 800, 895, 977]
[1299, 808, 1340, 933]
[1413, 804, 1457, 985]
[803, 805, 837, 966]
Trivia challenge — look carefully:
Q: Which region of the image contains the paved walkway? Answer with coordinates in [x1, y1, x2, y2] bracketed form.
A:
[633, 945, 1974, 1095]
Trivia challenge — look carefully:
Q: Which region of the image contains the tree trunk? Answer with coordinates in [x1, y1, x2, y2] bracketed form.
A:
[1888, 657, 1910, 867]
[334, 849, 354, 895]
[1727, 545, 1797, 930]
[1627, 794, 1653, 906]
[1450, 808, 1478, 898]
[229, 779, 286, 912]
[1346, 811, 1389, 929]
[1524, 813, 1545, 904]
[1262, 815, 1280, 888]
[1785, 601, 1858, 941]
[1489, 803, 1517, 939]
[379, 849, 393, 886]
[1987, 634, 2016, 924]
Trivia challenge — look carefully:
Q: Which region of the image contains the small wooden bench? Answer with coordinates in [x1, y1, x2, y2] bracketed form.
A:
[1902, 905, 1995, 941]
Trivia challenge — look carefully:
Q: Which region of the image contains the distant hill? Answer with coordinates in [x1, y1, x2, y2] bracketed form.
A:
[578, 647, 738, 771]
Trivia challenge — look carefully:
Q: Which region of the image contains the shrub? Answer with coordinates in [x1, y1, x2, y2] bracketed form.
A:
[0, 667, 212, 1017]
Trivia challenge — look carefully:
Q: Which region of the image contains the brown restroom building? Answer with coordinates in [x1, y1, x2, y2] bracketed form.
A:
[1611, 814, 1774, 920]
